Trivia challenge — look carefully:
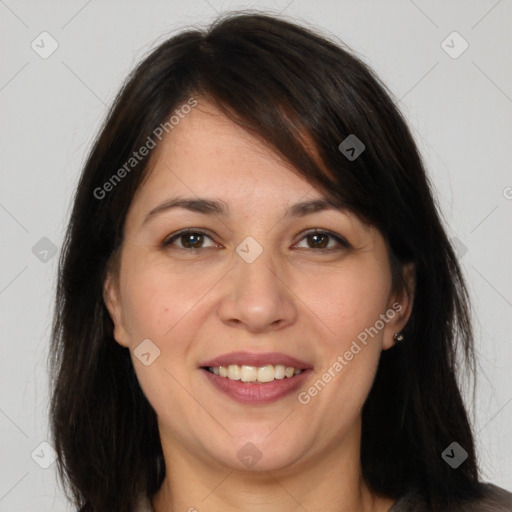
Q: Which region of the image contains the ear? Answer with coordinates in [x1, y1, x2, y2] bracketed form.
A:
[382, 262, 415, 350]
[103, 272, 130, 348]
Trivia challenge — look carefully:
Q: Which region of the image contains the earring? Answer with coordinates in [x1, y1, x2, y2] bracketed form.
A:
[393, 333, 404, 343]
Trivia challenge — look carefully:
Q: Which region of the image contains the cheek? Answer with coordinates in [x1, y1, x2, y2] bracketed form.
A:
[296, 258, 391, 412]
[119, 256, 211, 341]
[301, 259, 392, 341]
[119, 260, 205, 419]
[121, 280, 172, 340]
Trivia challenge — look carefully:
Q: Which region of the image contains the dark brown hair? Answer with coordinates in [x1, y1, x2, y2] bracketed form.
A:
[49, 11, 483, 512]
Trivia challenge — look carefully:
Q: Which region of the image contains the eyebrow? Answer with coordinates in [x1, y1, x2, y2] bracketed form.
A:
[143, 196, 344, 225]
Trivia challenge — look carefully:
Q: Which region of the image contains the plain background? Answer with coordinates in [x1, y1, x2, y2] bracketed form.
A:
[0, 1, 511, 510]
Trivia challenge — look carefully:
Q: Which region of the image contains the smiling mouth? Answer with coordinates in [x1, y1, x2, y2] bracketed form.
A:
[203, 364, 303, 383]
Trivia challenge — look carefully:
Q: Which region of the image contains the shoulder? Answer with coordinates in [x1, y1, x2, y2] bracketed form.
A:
[389, 482, 512, 512]
[467, 483, 512, 511]
[134, 493, 154, 512]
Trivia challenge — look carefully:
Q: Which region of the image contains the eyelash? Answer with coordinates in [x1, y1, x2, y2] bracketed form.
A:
[161, 228, 350, 252]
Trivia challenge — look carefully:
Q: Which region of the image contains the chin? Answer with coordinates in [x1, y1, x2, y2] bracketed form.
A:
[207, 435, 305, 473]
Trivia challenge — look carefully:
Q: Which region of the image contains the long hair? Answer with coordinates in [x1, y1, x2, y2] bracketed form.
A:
[49, 11, 482, 511]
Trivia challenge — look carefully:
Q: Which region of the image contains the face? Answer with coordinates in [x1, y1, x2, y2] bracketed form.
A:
[104, 100, 413, 474]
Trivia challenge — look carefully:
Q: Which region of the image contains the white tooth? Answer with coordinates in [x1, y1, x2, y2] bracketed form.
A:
[257, 365, 275, 383]
[274, 364, 286, 379]
[215, 364, 301, 381]
[227, 365, 241, 380]
[240, 365, 258, 382]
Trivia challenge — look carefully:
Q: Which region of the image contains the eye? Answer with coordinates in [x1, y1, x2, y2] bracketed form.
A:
[294, 229, 350, 251]
[162, 228, 350, 252]
[162, 229, 218, 249]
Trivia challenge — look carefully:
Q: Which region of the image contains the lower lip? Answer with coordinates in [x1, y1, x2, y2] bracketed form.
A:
[201, 368, 311, 404]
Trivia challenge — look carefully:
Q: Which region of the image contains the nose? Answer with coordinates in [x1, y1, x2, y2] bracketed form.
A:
[217, 246, 298, 334]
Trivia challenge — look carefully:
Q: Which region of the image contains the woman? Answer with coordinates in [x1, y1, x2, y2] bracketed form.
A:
[49, 12, 512, 512]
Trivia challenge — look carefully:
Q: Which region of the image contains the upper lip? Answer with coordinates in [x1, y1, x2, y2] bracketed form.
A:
[199, 351, 312, 370]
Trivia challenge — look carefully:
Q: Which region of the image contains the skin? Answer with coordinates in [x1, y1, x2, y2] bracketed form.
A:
[104, 100, 414, 512]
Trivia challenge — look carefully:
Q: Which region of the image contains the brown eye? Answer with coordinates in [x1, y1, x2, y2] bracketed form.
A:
[180, 232, 205, 249]
[163, 230, 217, 249]
[295, 229, 350, 251]
[306, 233, 329, 249]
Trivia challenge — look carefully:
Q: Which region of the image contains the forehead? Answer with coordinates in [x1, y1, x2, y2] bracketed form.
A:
[119, 100, 381, 253]
[131, 101, 329, 214]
